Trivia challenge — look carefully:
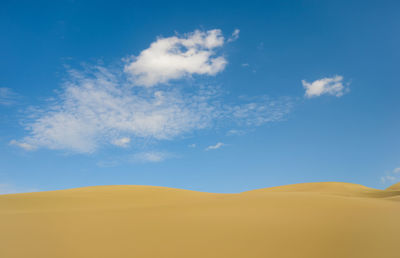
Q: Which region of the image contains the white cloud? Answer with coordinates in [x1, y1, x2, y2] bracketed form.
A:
[302, 75, 348, 98]
[205, 142, 224, 151]
[188, 143, 196, 148]
[9, 140, 36, 151]
[227, 29, 240, 42]
[380, 167, 400, 184]
[226, 129, 245, 136]
[132, 151, 170, 163]
[124, 29, 227, 87]
[0, 87, 17, 105]
[112, 137, 131, 147]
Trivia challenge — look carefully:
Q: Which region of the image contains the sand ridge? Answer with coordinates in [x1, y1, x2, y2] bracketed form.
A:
[0, 182, 399, 258]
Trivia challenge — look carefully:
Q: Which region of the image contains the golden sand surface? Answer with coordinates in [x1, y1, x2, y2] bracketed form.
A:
[0, 182, 399, 258]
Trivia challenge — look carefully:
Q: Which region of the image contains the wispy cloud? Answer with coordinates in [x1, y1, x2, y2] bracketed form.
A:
[226, 129, 245, 136]
[229, 96, 292, 126]
[131, 151, 171, 163]
[205, 142, 225, 151]
[0, 87, 18, 106]
[9, 140, 36, 151]
[302, 75, 349, 98]
[124, 29, 227, 87]
[97, 150, 174, 166]
[227, 29, 240, 42]
[112, 137, 131, 148]
[381, 167, 400, 184]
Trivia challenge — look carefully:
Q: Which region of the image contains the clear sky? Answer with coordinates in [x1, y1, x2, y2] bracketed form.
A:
[1, 0, 399, 194]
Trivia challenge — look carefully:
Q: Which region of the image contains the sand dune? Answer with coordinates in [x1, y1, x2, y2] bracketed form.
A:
[0, 182, 399, 258]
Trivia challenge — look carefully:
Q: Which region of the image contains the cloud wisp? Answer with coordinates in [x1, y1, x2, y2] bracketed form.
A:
[227, 29, 240, 42]
[0, 87, 18, 106]
[9, 140, 36, 151]
[381, 167, 400, 184]
[97, 150, 174, 167]
[131, 151, 171, 163]
[112, 137, 131, 148]
[302, 76, 348, 98]
[205, 142, 225, 151]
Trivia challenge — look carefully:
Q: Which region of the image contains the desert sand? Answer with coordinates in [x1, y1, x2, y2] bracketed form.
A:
[0, 182, 399, 258]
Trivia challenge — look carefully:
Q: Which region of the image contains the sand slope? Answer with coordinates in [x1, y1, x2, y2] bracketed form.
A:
[0, 182, 399, 258]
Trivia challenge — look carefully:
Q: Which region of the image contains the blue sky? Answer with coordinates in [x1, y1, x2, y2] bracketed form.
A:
[1, 0, 399, 194]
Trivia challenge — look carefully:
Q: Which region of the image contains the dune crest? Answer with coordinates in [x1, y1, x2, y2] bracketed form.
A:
[386, 182, 400, 190]
[0, 182, 399, 258]
[244, 182, 400, 199]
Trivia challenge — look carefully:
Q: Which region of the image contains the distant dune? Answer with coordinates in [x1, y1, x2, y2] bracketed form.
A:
[1, 182, 399, 258]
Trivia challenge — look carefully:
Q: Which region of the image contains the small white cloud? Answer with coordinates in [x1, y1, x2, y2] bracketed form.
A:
[205, 142, 224, 151]
[302, 75, 348, 98]
[380, 167, 400, 184]
[188, 143, 196, 148]
[227, 29, 240, 42]
[241, 63, 249, 67]
[132, 151, 169, 163]
[226, 129, 245, 136]
[0, 87, 17, 105]
[9, 140, 36, 151]
[112, 137, 131, 147]
[124, 29, 227, 87]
